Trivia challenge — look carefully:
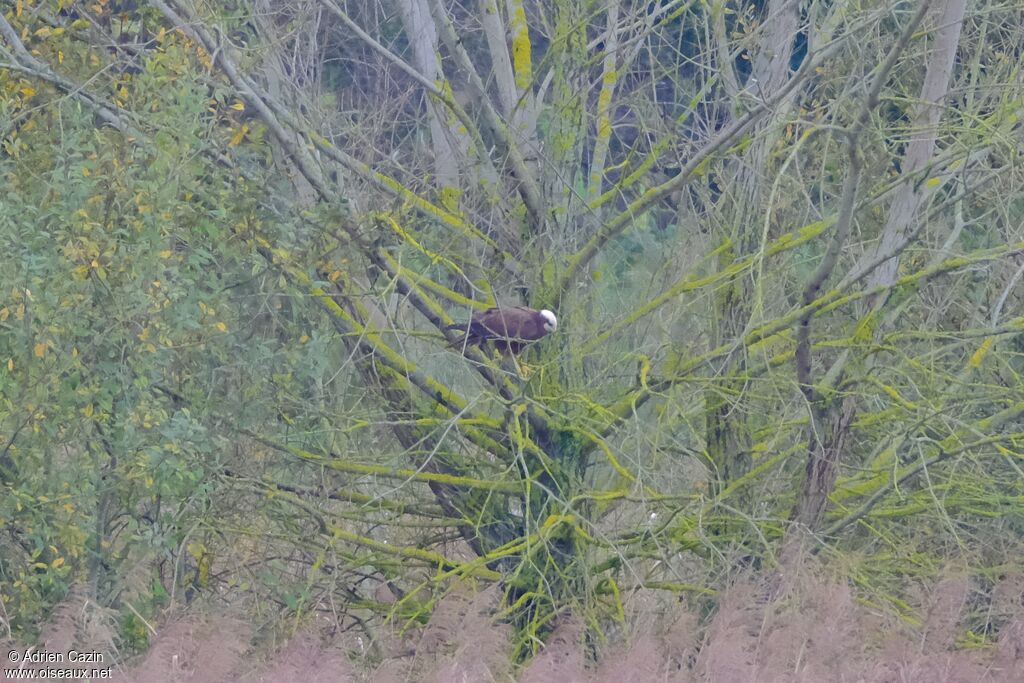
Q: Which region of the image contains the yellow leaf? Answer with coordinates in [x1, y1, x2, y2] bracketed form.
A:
[299, 334, 310, 343]
[58, 50, 64, 64]
[0, 307, 8, 321]
[159, 249, 173, 258]
[967, 336, 994, 369]
[215, 321, 227, 332]
[51, 557, 65, 569]
[82, 167, 91, 177]
[83, 403, 94, 418]
[6, 359, 13, 371]
[20, 85, 36, 97]
[35, 27, 51, 37]
[230, 100, 245, 111]
[229, 123, 249, 147]
[34, 343, 46, 358]
[16, 0, 22, 18]
[926, 177, 941, 187]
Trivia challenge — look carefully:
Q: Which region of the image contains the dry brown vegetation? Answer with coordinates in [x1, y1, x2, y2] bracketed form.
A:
[8, 563, 1023, 682]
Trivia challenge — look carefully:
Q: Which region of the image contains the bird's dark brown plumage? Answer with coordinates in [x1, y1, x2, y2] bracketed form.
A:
[446, 306, 558, 354]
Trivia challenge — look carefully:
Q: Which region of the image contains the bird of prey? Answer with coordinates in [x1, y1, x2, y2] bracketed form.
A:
[446, 306, 558, 375]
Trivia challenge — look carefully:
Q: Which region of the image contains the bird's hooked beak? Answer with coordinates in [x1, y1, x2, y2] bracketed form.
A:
[540, 309, 558, 333]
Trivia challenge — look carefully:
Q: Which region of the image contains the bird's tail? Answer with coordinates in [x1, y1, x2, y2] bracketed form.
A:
[445, 321, 486, 349]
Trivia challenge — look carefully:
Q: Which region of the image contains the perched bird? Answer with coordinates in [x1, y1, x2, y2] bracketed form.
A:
[447, 306, 558, 376]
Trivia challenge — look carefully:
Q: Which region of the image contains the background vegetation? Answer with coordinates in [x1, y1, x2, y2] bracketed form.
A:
[2, 0, 1023, 677]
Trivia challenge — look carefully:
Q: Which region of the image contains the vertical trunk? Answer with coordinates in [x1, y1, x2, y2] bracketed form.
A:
[586, 0, 620, 203]
[791, 395, 856, 529]
[255, 0, 323, 206]
[87, 430, 117, 603]
[706, 0, 800, 485]
[790, 0, 966, 533]
[706, 265, 754, 484]
[543, 3, 587, 241]
[399, 0, 464, 204]
[476, 0, 543, 241]
[863, 0, 969, 300]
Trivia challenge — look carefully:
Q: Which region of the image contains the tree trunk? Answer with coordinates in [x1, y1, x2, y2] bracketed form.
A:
[790, 0, 967, 534]
[706, 0, 801, 486]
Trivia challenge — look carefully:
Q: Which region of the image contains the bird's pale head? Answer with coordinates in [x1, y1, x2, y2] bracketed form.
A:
[540, 309, 558, 333]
